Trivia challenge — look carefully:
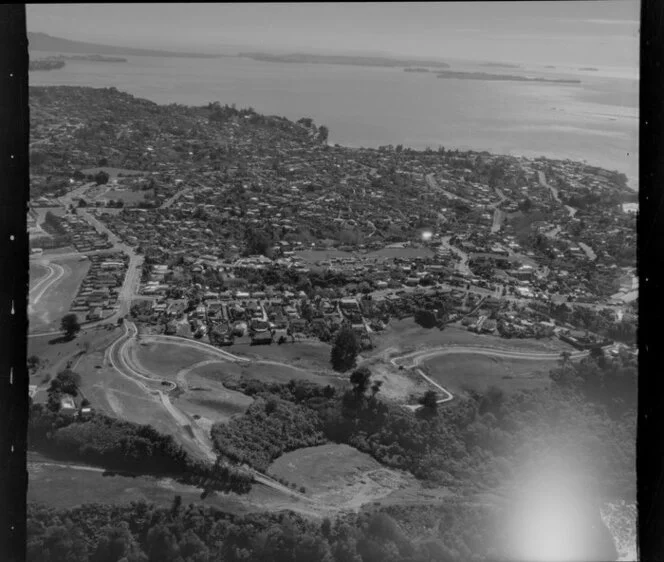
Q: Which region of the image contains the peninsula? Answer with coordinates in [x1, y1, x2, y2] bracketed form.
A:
[29, 59, 66, 71]
[28, 31, 226, 59]
[49, 54, 128, 63]
[239, 51, 450, 69]
[437, 70, 581, 84]
[479, 62, 521, 69]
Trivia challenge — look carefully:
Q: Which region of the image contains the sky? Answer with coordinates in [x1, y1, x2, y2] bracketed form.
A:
[27, 2, 639, 69]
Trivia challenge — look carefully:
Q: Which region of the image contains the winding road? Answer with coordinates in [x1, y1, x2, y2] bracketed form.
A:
[106, 320, 314, 501]
[389, 344, 589, 410]
[29, 262, 65, 307]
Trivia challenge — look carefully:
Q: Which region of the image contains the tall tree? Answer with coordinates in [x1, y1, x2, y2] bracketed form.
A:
[330, 327, 360, 372]
[60, 313, 81, 340]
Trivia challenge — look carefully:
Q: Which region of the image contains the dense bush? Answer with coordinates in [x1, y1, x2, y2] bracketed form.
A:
[27, 494, 618, 562]
[28, 404, 252, 493]
[211, 395, 326, 472]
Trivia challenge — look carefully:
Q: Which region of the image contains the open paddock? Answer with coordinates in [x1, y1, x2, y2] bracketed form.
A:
[172, 368, 254, 425]
[192, 357, 342, 388]
[372, 319, 573, 355]
[295, 249, 355, 263]
[28, 460, 251, 514]
[76, 350, 210, 461]
[80, 166, 146, 179]
[229, 340, 333, 372]
[100, 187, 155, 205]
[267, 444, 418, 510]
[423, 352, 555, 395]
[28, 326, 122, 383]
[29, 262, 51, 290]
[29, 257, 90, 333]
[129, 339, 222, 380]
[365, 246, 435, 260]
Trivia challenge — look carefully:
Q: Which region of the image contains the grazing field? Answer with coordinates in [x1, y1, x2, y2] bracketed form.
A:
[371, 319, 573, 355]
[423, 353, 554, 395]
[29, 257, 90, 332]
[268, 444, 419, 510]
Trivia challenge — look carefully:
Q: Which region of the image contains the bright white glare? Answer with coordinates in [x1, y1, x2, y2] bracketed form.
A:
[506, 466, 598, 562]
[421, 230, 433, 241]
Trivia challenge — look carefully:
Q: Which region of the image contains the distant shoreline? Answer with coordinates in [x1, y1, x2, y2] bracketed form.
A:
[238, 52, 451, 69]
[436, 70, 581, 84]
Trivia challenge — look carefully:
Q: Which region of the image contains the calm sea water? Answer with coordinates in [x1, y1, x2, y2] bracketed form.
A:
[30, 53, 638, 188]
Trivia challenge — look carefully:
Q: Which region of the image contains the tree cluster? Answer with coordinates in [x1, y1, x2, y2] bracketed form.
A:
[29, 404, 251, 493]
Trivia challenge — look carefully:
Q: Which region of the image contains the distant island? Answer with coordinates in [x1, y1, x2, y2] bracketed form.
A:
[404, 67, 431, 73]
[29, 59, 66, 72]
[48, 54, 128, 63]
[239, 52, 450, 69]
[579, 67, 599, 71]
[28, 31, 225, 59]
[479, 62, 521, 69]
[437, 70, 581, 84]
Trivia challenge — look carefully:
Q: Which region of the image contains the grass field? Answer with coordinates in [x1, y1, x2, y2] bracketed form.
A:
[130, 340, 221, 379]
[371, 319, 573, 355]
[192, 357, 342, 388]
[100, 187, 154, 205]
[28, 326, 121, 383]
[29, 257, 90, 332]
[76, 346, 211, 461]
[229, 341, 333, 372]
[80, 166, 146, 178]
[268, 444, 418, 509]
[28, 460, 251, 514]
[29, 263, 50, 290]
[423, 353, 554, 396]
[365, 247, 435, 260]
[295, 246, 435, 264]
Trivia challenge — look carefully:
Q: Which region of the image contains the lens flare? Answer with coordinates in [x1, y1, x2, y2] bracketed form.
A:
[505, 464, 612, 562]
[421, 230, 432, 241]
